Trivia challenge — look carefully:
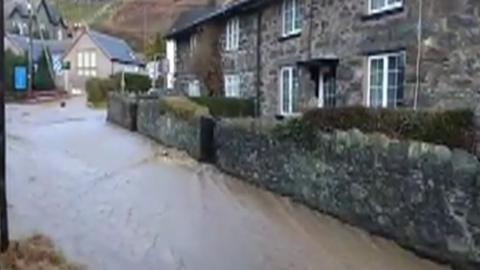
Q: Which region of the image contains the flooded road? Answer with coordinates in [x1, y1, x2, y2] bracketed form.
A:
[6, 98, 450, 270]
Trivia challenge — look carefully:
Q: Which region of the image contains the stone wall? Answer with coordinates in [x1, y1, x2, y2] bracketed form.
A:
[256, 0, 480, 115]
[215, 120, 480, 270]
[107, 92, 138, 131]
[137, 99, 215, 161]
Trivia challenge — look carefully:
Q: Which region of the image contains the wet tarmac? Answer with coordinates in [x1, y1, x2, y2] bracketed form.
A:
[6, 98, 451, 270]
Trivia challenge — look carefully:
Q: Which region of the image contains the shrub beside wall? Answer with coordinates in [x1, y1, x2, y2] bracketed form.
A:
[215, 119, 480, 270]
[86, 78, 115, 106]
[111, 73, 151, 93]
[299, 107, 476, 153]
[189, 97, 255, 118]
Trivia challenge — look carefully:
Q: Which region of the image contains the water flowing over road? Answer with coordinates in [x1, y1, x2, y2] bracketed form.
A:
[6, 98, 451, 270]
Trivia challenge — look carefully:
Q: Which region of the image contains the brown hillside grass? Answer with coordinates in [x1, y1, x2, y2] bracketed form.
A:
[0, 235, 84, 270]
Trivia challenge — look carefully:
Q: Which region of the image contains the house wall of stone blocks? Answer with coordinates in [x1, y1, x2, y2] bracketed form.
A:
[173, 0, 480, 134]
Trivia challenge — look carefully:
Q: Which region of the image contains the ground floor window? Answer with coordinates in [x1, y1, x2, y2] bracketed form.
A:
[77, 51, 97, 77]
[280, 66, 300, 115]
[367, 52, 405, 108]
[224, 74, 240, 97]
[188, 80, 200, 97]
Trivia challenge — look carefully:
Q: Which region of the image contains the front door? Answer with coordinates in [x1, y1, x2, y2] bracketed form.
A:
[318, 67, 336, 108]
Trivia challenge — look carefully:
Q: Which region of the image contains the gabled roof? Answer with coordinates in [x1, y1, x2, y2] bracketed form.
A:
[37, 0, 67, 28]
[165, 6, 217, 39]
[7, 0, 29, 18]
[89, 31, 142, 65]
[6, 33, 72, 61]
[164, 0, 272, 39]
[65, 30, 143, 66]
[4, 0, 19, 17]
[7, 0, 67, 29]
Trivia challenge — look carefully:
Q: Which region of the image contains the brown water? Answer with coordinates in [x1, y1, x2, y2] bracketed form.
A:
[6, 98, 451, 270]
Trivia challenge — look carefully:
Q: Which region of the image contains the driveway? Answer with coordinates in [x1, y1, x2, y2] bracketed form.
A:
[6, 98, 450, 270]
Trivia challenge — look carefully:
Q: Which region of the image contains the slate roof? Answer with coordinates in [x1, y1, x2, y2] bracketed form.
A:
[165, 0, 271, 39]
[7, 0, 67, 28]
[37, 0, 66, 27]
[165, 6, 217, 38]
[88, 30, 142, 65]
[6, 33, 72, 61]
[7, 0, 29, 18]
[4, 0, 18, 17]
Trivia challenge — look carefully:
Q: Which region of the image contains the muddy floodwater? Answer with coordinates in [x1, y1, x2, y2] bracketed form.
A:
[6, 98, 451, 270]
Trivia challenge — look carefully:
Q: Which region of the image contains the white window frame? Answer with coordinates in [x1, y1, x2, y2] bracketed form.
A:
[77, 52, 84, 68]
[190, 34, 197, 54]
[225, 17, 240, 51]
[279, 66, 300, 116]
[188, 80, 201, 97]
[90, 52, 97, 68]
[366, 52, 405, 108]
[368, 0, 403, 15]
[77, 51, 97, 77]
[224, 74, 240, 97]
[282, 0, 302, 37]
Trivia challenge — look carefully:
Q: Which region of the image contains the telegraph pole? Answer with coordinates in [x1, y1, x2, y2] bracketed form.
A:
[0, 0, 10, 252]
[27, 0, 34, 98]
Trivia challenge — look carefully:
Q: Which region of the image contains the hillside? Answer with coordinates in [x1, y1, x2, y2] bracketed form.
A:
[54, 0, 218, 51]
[100, 0, 212, 51]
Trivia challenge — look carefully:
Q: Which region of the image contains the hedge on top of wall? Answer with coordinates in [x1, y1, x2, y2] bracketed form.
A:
[111, 73, 151, 93]
[274, 107, 476, 153]
[159, 96, 210, 121]
[189, 97, 255, 118]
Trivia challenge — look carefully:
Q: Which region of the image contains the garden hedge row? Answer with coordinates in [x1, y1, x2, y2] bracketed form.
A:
[158, 96, 210, 121]
[189, 97, 255, 118]
[86, 78, 115, 105]
[275, 107, 476, 152]
[87, 73, 150, 105]
[111, 73, 150, 93]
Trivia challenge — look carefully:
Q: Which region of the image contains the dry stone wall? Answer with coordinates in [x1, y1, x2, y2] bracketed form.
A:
[215, 119, 480, 270]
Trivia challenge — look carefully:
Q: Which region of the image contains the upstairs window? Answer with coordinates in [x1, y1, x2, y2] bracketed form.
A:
[282, 0, 302, 37]
[224, 74, 240, 97]
[369, 0, 403, 14]
[367, 52, 405, 108]
[225, 17, 240, 51]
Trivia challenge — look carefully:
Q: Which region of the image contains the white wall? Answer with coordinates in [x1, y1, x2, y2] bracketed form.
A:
[166, 39, 176, 89]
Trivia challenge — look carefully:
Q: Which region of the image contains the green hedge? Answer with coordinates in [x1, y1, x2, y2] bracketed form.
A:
[275, 107, 476, 152]
[159, 96, 210, 121]
[111, 73, 150, 93]
[189, 97, 255, 118]
[86, 78, 115, 105]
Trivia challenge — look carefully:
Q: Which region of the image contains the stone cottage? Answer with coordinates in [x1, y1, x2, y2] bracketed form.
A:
[166, 0, 480, 120]
[6, 0, 69, 41]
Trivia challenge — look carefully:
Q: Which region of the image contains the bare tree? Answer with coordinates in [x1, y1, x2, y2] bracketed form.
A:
[189, 24, 224, 96]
